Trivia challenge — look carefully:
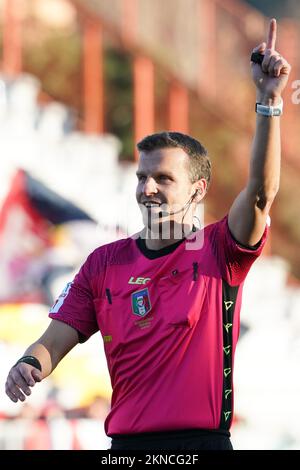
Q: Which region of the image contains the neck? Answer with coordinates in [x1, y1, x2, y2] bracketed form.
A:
[141, 222, 194, 250]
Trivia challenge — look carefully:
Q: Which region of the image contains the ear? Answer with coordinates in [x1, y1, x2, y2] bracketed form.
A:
[192, 179, 207, 202]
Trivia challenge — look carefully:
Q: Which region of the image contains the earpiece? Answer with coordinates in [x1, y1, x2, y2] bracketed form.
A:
[192, 189, 200, 200]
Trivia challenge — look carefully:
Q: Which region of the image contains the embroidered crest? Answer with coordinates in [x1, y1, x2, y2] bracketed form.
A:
[131, 288, 151, 317]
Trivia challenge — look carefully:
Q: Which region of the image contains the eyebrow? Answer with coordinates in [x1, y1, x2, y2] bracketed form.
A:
[136, 171, 174, 178]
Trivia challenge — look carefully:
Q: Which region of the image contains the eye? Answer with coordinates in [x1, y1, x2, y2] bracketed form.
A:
[137, 175, 146, 182]
[157, 175, 171, 182]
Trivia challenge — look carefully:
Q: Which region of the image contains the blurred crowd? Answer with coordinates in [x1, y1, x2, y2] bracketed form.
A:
[0, 392, 111, 450]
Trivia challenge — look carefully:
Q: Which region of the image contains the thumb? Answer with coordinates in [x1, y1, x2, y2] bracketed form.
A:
[32, 368, 42, 382]
[252, 41, 266, 54]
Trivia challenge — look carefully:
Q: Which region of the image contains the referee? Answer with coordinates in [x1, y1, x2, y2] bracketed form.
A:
[5, 19, 291, 450]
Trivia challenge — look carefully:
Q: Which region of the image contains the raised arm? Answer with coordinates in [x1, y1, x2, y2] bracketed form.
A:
[5, 319, 79, 403]
[228, 19, 291, 246]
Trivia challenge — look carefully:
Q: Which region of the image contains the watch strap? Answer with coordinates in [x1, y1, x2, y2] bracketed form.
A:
[255, 98, 283, 116]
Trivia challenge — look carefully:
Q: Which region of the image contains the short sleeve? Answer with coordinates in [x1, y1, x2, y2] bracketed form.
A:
[209, 215, 269, 286]
[48, 253, 99, 342]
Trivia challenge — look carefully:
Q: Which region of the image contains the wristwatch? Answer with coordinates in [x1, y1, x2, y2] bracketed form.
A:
[255, 98, 283, 116]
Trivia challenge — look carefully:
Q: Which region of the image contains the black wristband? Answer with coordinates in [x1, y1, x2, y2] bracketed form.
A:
[14, 355, 42, 372]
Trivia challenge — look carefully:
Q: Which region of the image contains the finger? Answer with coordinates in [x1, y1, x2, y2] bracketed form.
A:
[32, 369, 42, 382]
[6, 376, 30, 399]
[268, 55, 281, 75]
[275, 59, 291, 77]
[273, 58, 284, 77]
[252, 42, 266, 54]
[6, 380, 26, 401]
[10, 370, 32, 396]
[6, 389, 18, 403]
[261, 49, 272, 73]
[18, 364, 36, 387]
[281, 61, 291, 75]
[266, 18, 276, 50]
[12, 389, 26, 402]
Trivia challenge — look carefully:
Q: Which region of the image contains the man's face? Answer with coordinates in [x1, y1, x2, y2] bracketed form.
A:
[136, 148, 195, 233]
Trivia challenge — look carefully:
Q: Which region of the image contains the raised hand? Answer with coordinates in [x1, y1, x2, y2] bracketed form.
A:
[251, 19, 291, 100]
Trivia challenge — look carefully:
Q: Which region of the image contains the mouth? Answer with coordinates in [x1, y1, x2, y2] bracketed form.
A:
[141, 201, 162, 209]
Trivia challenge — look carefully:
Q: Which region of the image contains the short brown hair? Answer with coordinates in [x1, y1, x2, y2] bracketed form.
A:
[137, 131, 211, 188]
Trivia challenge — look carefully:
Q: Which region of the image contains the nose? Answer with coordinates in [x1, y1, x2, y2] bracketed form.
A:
[142, 177, 158, 196]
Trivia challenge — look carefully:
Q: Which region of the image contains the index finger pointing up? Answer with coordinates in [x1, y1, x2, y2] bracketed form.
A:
[267, 18, 277, 50]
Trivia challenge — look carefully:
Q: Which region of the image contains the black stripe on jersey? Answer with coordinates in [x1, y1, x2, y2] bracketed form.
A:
[219, 280, 239, 430]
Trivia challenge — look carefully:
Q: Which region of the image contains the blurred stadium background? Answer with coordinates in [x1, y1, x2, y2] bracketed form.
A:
[0, 0, 300, 450]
